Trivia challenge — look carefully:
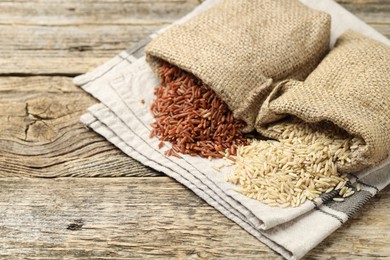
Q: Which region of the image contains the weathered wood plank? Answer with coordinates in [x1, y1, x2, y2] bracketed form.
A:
[0, 77, 160, 177]
[0, 177, 388, 259]
[0, 0, 388, 75]
[0, 0, 200, 75]
[0, 1, 388, 259]
[337, 0, 390, 4]
[336, 0, 390, 24]
[0, 24, 162, 76]
[0, 0, 201, 25]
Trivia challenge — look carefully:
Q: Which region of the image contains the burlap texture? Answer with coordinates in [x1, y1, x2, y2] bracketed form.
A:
[145, 0, 330, 132]
[257, 30, 390, 172]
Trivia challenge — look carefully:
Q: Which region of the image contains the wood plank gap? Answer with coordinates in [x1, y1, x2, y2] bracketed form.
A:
[0, 73, 80, 77]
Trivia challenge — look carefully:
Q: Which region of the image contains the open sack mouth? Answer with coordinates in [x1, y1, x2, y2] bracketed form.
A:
[145, 0, 331, 133]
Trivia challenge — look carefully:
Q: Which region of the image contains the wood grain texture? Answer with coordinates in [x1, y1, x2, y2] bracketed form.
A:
[0, 76, 160, 177]
[337, 0, 390, 34]
[0, 0, 389, 259]
[0, 0, 388, 75]
[0, 0, 200, 75]
[0, 177, 389, 259]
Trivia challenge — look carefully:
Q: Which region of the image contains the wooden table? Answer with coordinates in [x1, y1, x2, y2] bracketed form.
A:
[1, 0, 389, 258]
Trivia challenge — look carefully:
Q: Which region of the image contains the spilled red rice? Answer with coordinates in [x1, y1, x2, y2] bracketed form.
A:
[150, 62, 248, 158]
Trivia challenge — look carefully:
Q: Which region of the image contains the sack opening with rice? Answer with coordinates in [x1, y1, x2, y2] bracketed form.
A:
[144, 0, 390, 208]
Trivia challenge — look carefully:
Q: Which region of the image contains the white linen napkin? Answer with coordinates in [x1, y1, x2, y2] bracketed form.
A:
[74, 1, 390, 259]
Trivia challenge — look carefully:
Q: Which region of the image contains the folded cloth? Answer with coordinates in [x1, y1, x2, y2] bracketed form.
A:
[74, 0, 390, 259]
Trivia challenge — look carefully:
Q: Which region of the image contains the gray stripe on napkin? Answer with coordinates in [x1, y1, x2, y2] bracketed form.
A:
[321, 163, 390, 218]
[319, 189, 341, 203]
[125, 37, 152, 59]
[324, 190, 372, 218]
[354, 163, 390, 191]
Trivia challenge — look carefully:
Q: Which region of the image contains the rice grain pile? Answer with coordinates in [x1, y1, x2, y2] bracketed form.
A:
[226, 118, 364, 207]
[150, 62, 248, 158]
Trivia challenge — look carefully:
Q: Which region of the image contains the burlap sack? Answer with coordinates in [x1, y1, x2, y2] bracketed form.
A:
[145, 0, 331, 132]
[257, 30, 390, 172]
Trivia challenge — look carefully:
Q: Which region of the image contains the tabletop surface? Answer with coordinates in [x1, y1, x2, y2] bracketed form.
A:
[0, 0, 389, 259]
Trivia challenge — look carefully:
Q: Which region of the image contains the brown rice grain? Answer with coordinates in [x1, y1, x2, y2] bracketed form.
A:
[226, 118, 364, 208]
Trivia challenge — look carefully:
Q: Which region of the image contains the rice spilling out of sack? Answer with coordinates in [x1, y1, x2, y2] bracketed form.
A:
[150, 62, 248, 158]
[225, 118, 365, 208]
